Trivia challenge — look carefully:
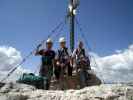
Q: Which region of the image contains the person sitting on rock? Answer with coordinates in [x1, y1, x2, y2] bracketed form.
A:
[72, 41, 91, 88]
[35, 38, 55, 90]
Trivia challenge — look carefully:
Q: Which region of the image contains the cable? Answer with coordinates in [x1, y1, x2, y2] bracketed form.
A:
[75, 18, 105, 84]
[75, 18, 92, 50]
[1, 52, 33, 82]
[33, 19, 67, 74]
[0, 17, 67, 83]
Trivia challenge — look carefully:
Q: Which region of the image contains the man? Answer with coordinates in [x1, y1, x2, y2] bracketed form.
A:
[55, 37, 72, 89]
[72, 41, 90, 88]
[35, 38, 55, 90]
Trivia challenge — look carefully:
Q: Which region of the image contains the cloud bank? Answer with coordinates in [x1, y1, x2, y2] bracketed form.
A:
[0, 44, 133, 83]
[91, 44, 133, 83]
[0, 46, 30, 82]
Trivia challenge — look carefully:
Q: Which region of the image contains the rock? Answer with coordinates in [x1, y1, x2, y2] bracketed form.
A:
[86, 73, 102, 86]
[0, 83, 133, 100]
[0, 93, 28, 100]
[50, 72, 102, 90]
[0, 83, 5, 88]
[0, 82, 35, 93]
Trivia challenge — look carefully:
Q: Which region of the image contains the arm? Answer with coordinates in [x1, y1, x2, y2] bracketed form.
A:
[35, 44, 41, 56]
[35, 46, 44, 56]
[83, 48, 86, 57]
[55, 50, 60, 66]
[52, 52, 56, 67]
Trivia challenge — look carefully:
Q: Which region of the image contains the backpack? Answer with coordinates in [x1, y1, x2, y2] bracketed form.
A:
[17, 73, 47, 89]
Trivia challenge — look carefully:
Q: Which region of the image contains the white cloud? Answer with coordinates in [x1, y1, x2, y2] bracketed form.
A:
[90, 44, 133, 83]
[0, 46, 30, 82]
[0, 46, 22, 71]
[0, 44, 133, 83]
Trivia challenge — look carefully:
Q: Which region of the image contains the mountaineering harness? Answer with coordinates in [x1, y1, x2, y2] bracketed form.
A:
[74, 48, 91, 88]
[75, 48, 90, 69]
[58, 47, 70, 75]
[56, 47, 71, 90]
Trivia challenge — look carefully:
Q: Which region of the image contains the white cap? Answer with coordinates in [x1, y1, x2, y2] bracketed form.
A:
[46, 38, 53, 43]
[68, 4, 73, 13]
[59, 37, 66, 43]
[78, 40, 83, 45]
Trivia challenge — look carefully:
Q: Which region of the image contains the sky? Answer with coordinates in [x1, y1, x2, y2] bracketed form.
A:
[0, 0, 133, 82]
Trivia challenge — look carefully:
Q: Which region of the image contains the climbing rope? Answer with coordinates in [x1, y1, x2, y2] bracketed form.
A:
[75, 18, 105, 84]
[0, 16, 67, 83]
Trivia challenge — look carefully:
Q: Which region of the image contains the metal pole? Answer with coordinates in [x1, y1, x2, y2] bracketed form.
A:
[70, 0, 75, 52]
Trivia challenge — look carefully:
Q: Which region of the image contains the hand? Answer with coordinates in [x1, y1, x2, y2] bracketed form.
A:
[61, 63, 65, 68]
[70, 63, 73, 67]
[37, 44, 42, 49]
[66, 59, 70, 64]
[78, 69, 81, 72]
[56, 62, 60, 66]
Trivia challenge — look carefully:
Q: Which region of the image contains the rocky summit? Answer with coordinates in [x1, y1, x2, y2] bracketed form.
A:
[0, 82, 133, 100]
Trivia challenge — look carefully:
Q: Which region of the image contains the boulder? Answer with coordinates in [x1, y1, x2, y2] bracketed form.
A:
[0, 83, 5, 88]
[50, 72, 102, 90]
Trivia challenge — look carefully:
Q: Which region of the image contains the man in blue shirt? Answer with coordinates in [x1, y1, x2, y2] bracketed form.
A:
[35, 38, 55, 90]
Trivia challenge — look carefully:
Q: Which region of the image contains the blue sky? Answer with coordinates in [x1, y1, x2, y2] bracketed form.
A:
[0, 0, 133, 70]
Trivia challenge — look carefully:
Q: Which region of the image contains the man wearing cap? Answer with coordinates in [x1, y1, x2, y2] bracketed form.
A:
[35, 38, 55, 90]
[55, 37, 72, 90]
[72, 41, 91, 88]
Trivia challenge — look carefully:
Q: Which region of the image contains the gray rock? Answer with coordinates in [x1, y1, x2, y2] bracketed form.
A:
[0, 82, 35, 93]
[0, 83, 133, 100]
[50, 73, 102, 90]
